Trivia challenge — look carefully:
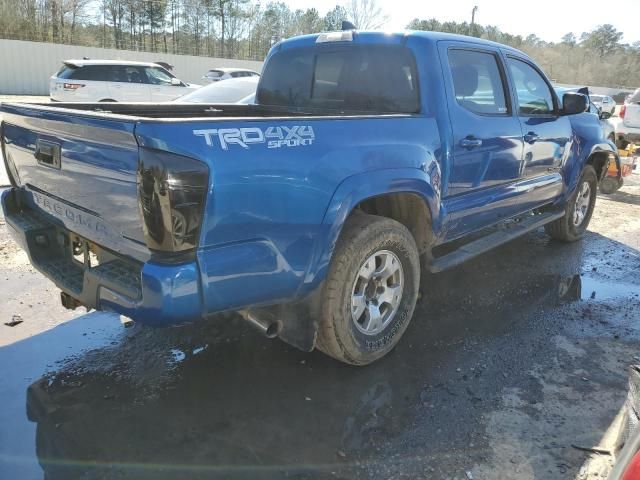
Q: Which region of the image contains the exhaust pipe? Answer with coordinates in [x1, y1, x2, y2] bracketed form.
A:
[240, 310, 281, 339]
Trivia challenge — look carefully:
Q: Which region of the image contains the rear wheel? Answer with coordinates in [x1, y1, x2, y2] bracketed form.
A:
[316, 213, 420, 365]
[545, 165, 598, 241]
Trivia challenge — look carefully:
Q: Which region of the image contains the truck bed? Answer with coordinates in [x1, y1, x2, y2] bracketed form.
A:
[18, 102, 407, 120]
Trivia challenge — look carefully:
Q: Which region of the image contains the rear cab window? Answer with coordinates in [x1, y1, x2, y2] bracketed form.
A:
[257, 45, 420, 113]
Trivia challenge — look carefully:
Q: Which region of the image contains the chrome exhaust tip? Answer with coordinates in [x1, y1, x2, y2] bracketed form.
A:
[240, 310, 281, 338]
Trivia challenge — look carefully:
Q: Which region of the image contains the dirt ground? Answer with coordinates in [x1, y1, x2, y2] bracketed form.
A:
[0, 170, 639, 480]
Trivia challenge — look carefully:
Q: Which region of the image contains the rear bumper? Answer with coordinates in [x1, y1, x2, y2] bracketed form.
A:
[1, 188, 203, 326]
[615, 122, 640, 141]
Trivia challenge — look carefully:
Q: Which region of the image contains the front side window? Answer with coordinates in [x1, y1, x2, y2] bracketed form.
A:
[146, 67, 174, 85]
[257, 45, 419, 113]
[448, 49, 508, 116]
[507, 58, 555, 115]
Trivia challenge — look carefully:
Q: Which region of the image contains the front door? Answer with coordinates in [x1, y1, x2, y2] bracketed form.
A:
[505, 56, 572, 183]
[440, 44, 525, 237]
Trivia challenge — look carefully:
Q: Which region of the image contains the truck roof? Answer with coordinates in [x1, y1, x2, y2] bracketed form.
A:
[275, 30, 528, 58]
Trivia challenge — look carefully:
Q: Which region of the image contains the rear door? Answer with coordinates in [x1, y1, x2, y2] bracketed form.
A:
[441, 45, 524, 197]
[505, 56, 571, 183]
[108, 66, 151, 102]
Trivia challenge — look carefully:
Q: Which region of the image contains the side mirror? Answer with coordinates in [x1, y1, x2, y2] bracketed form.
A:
[562, 93, 588, 115]
[170, 77, 182, 86]
[599, 110, 612, 120]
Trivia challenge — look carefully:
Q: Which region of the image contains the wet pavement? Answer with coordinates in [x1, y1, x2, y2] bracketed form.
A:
[1, 177, 640, 480]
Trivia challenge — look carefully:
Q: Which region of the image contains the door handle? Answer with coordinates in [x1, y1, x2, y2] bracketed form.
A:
[460, 136, 483, 149]
[524, 132, 540, 144]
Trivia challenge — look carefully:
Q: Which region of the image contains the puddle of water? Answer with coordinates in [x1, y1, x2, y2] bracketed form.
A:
[556, 275, 639, 303]
[580, 276, 639, 301]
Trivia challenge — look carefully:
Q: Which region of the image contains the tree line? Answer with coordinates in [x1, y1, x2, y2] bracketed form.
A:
[408, 18, 639, 90]
[0, 0, 638, 89]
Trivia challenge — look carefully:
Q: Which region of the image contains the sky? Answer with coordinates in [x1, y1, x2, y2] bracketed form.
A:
[283, 0, 640, 44]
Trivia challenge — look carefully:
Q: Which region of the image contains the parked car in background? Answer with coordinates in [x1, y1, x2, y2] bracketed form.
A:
[589, 94, 616, 115]
[177, 76, 258, 103]
[556, 86, 615, 140]
[617, 88, 640, 142]
[50, 60, 200, 102]
[201, 68, 260, 83]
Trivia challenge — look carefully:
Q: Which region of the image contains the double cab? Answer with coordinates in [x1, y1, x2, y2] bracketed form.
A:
[1, 30, 617, 364]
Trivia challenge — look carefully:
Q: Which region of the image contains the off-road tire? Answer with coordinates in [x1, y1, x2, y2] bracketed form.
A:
[316, 213, 420, 365]
[545, 165, 598, 242]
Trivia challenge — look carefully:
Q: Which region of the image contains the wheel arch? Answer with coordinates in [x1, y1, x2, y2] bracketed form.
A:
[303, 167, 441, 295]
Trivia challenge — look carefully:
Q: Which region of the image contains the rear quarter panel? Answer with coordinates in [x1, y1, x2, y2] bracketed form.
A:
[135, 115, 441, 312]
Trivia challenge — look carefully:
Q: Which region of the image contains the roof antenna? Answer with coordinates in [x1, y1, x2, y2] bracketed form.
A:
[341, 21, 357, 30]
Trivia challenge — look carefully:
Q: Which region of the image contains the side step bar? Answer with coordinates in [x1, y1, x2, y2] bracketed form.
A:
[428, 210, 565, 273]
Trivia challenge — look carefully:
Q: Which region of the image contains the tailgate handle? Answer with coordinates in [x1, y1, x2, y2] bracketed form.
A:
[35, 140, 61, 169]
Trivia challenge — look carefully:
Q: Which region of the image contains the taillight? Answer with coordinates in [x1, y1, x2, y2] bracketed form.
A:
[622, 450, 640, 480]
[621, 104, 626, 119]
[0, 122, 19, 187]
[137, 148, 209, 258]
[63, 83, 85, 90]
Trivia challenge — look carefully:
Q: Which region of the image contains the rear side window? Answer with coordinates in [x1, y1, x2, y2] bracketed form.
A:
[507, 58, 555, 115]
[257, 45, 420, 113]
[64, 65, 115, 81]
[110, 66, 147, 84]
[629, 89, 640, 103]
[448, 49, 508, 115]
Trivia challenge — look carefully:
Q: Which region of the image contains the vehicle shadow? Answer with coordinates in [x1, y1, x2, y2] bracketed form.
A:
[599, 189, 640, 206]
[7, 231, 640, 480]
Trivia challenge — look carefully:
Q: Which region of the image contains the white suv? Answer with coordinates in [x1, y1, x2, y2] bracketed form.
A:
[201, 68, 260, 83]
[50, 60, 201, 102]
[617, 88, 640, 143]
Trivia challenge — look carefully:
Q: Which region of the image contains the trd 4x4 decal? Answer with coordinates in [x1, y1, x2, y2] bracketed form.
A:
[194, 126, 315, 150]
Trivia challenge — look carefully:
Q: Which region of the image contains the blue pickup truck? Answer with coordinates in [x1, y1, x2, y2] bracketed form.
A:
[1, 30, 617, 364]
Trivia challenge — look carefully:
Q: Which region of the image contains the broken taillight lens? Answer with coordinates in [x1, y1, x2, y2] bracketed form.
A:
[137, 148, 209, 258]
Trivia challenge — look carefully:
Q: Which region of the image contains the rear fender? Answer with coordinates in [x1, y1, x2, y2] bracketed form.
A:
[301, 166, 441, 295]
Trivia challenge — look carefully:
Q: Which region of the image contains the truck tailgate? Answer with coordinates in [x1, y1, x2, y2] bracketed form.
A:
[1, 103, 147, 259]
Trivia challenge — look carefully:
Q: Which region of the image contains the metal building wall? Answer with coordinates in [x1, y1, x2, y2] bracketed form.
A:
[0, 39, 264, 95]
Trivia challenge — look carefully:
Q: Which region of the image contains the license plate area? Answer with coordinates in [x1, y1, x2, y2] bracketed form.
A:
[70, 235, 101, 268]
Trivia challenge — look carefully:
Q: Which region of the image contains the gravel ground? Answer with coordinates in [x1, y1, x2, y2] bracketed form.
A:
[0, 152, 639, 479]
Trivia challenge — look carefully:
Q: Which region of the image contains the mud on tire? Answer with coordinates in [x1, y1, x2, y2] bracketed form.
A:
[316, 213, 420, 365]
[545, 165, 598, 242]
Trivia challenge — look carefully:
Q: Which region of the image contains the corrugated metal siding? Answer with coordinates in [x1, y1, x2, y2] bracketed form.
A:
[0, 39, 264, 95]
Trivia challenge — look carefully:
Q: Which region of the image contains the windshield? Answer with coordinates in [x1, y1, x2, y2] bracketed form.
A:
[257, 45, 420, 113]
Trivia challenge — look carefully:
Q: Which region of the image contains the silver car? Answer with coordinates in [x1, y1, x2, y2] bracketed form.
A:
[589, 94, 616, 115]
[201, 68, 260, 84]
